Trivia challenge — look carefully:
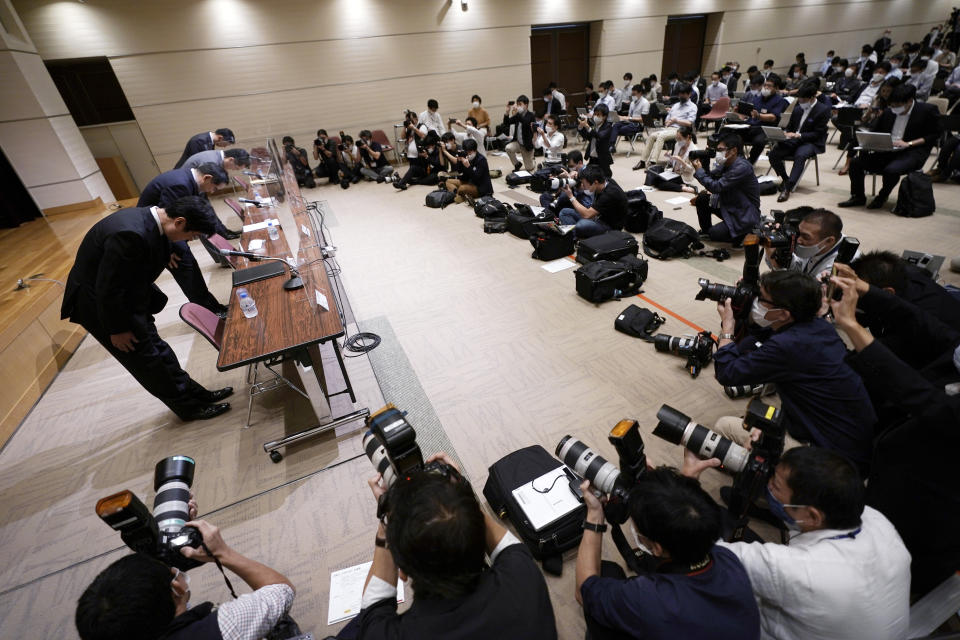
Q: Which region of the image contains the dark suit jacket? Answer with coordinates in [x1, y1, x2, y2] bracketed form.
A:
[61, 207, 171, 335]
[542, 97, 564, 117]
[503, 110, 537, 150]
[579, 120, 614, 167]
[784, 101, 831, 151]
[835, 76, 863, 102]
[459, 153, 493, 197]
[693, 156, 761, 237]
[138, 168, 201, 209]
[173, 132, 214, 169]
[870, 100, 942, 150]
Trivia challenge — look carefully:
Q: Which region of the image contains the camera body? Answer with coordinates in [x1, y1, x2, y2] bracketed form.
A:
[95, 456, 203, 571]
[653, 331, 716, 378]
[356, 138, 367, 148]
[688, 148, 717, 162]
[694, 235, 763, 335]
[756, 208, 803, 268]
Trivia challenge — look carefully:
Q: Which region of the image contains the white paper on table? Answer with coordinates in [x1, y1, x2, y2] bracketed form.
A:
[665, 196, 690, 206]
[529, 206, 545, 216]
[301, 223, 312, 237]
[315, 289, 329, 310]
[247, 239, 264, 251]
[241, 218, 280, 233]
[327, 562, 405, 625]
[542, 258, 577, 273]
[512, 170, 532, 177]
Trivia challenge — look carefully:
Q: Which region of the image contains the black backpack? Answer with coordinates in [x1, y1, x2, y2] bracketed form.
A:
[624, 193, 664, 233]
[425, 189, 455, 209]
[483, 216, 509, 233]
[473, 195, 499, 216]
[642, 218, 703, 259]
[483, 445, 585, 575]
[758, 179, 779, 196]
[507, 207, 550, 239]
[506, 171, 533, 186]
[614, 304, 666, 341]
[529, 230, 576, 261]
[574, 258, 646, 303]
[893, 171, 935, 218]
[476, 198, 509, 219]
[576, 230, 639, 264]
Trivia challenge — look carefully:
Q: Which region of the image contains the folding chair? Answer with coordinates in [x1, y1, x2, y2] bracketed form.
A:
[371, 129, 398, 165]
[700, 97, 731, 130]
[765, 147, 821, 187]
[223, 198, 245, 221]
[202, 233, 239, 269]
[831, 107, 862, 169]
[233, 174, 251, 192]
[928, 96, 949, 115]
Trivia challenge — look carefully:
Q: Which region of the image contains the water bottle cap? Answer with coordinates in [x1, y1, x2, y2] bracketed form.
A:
[239, 292, 248, 298]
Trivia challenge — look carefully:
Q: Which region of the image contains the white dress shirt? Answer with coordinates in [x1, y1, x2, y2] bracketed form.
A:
[535, 129, 565, 163]
[419, 109, 446, 135]
[854, 81, 882, 107]
[552, 89, 566, 110]
[887, 67, 904, 79]
[705, 81, 729, 102]
[628, 96, 650, 118]
[600, 93, 617, 111]
[891, 101, 915, 141]
[667, 99, 698, 127]
[718, 506, 911, 640]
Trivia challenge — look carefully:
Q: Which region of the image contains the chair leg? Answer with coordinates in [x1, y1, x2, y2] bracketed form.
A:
[833, 147, 847, 170]
[871, 174, 877, 195]
[829, 128, 838, 144]
[814, 154, 820, 186]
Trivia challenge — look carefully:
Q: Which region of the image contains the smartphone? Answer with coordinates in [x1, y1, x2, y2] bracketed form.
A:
[827, 237, 861, 301]
[508, 100, 515, 106]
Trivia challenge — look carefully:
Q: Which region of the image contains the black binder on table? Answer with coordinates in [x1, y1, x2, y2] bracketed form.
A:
[232, 261, 286, 286]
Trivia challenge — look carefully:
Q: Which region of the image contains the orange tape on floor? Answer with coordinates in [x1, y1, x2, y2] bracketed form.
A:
[635, 293, 712, 336]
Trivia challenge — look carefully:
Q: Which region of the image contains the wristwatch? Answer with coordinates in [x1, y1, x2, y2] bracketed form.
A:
[720, 332, 735, 340]
[582, 520, 608, 533]
[375, 536, 387, 548]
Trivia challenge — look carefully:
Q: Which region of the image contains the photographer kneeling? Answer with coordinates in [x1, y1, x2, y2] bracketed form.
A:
[684, 447, 911, 640]
[76, 509, 294, 640]
[691, 133, 760, 245]
[557, 164, 627, 239]
[576, 466, 760, 640]
[540, 151, 589, 212]
[440, 138, 492, 204]
[338, 452, 557, 640]
[283, 136, 316, 189]
[712, 270, 876, 472]
[357, 130, 394, 183]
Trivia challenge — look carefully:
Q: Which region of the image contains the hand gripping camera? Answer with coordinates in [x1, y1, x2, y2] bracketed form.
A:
[652, 330, 716, 378]
[756, 208, 804, 268]
[95, 456, 203, 571]
[694, 234, 763, 337]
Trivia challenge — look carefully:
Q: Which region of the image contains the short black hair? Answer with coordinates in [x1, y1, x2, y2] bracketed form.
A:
[649, 73, 658, 81]
[676, 125, 696, 143]
[629, 468, 722, 564]
[223, 148, 250, 168]
[624, 72, 633, 80]
[796, 83, 818, 99]
[759, 270, 822, 322]
[471, 94, 481, 103]
[592, 103, 609, 117]
[195, 162, 229, 185]
[909, 58, 925, 70]
[632, 83, 643, 93]
[877, 60, 892, 72]
[544, 114, 560, 128]
[780, 447, 864, 530]
[76, 553, 174, 640]
[579, 164, 606, 185]
[359, 129, 371, 139]
[802, 208, 842, 239]
[440, 131, 456, 142]
[167, 196, 218, 235]
[585, 82, 594, 89]
[796, 51, 806, 59]
[746, 65, 758, 73]
[676, 82, 693, 95]
[427, 99, 439, 110]
[717, 132, 744, 155]
[851, 250, 909, 293]
[749, 73, 764, 87]
[462, 138, 478, 152]
[667, 72, 679, 80]
[837, 58, 849, 68]
[465, 116, 478, 127]
[282, 135, 294, 145]
[341, 134, 353, 144]
[543, 87, 554, 96]
[765, 73, 783, 89]
[764, 59, 775, 67]
[516, 94, 529, 105]
[567, 149, 583, 165]
[214, 128, 234, 142]
[889, 83, 917, 103]
[316, 129, 327, 137]
[862, 44, 874, 54]
[384, 472, 486, 600]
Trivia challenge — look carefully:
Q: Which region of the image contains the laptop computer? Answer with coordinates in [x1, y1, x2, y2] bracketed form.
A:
[856, 131, 900, 151]
[762, 126, 788, 141]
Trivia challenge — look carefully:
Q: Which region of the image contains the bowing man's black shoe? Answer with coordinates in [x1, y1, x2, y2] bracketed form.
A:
[181, 402, 231, 421]
[200, 387, 234, 403]
[837, 196, 866, 208]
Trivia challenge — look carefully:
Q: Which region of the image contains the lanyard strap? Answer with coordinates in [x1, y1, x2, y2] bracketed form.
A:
[826, 527, 862, 541]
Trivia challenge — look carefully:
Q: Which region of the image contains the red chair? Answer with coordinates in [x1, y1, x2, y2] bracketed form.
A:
[233, 175, 250, 192]
[224, 198, 245, 221]
[371, 129, 397, 164]
[204, 233, 238, 268]
[700, 97, 731, 129]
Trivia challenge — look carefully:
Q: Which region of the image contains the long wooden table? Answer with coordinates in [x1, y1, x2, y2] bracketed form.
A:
[216, 144, 369, 461]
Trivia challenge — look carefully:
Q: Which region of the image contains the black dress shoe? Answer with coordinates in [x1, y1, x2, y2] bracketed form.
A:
[181, 403, 231, 421]
[514, 161, 522, 171]
[776, 189, 790, 203]
[200, 387, 234, 403]
[837, 196, 866, 207]
[376, 176, 386, 183]
[866, 195, 888, 209]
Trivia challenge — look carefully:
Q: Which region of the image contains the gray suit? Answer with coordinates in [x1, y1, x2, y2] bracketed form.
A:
[181, 149, 224, 171]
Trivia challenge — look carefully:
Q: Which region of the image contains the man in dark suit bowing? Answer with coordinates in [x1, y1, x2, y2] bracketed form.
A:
[769, 83, 832, 203]
[61, 196, 232, 421]
[839, 83, 941, 209]
[172, 128, 235, 169]
[138, 163, 231, 315]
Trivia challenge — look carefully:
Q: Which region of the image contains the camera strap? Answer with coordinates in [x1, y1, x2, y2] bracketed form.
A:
[200, 540, 238, 599]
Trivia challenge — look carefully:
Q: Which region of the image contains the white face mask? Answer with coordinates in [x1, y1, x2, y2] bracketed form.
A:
[890, 104, 907, 115]
[799, 100, 813, 110]
[583, 188, 594, 197]
[873, 74, 885, 83]
[517, 105, 526, 113]
[445, 142, 455, 150]
[833, 66, 843, 73]
[545, 125, 555, 133]
[844, 68, 854, 77]
[761, 88, 772, 97]
[593, 115, 603, 125]
[472, 101, 480, 108]
[794, 239, 827, 259]
[467, 152, 477, 161]
[750, 299, 780, 328]
[712, 80, 720, 86]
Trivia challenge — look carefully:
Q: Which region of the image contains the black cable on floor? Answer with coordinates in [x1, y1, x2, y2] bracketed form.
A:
[345, 332, 381, 354]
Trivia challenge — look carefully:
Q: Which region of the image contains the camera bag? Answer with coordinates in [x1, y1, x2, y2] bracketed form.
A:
[425, 189, 456, 209]
[614, 304, 666, 341]
[483, 445, 585, 576]
[893, 171, 935, 218]
[624, 193, 663, 233]
[644, 164, 683, 188]
[474, 196, 508, 218]
[574, 259, 644, 303]
[575, 230, 639, 264]
[488, 168, 503, 179]
[506, 171, 533, 186]
[483, 215, 509, 234]
[757, 179, 779, 196]
[642, 217, 703, 260]
[616, 254, 649, 283]
[507, 205, 551, 239]
[529, 229, 576, 261]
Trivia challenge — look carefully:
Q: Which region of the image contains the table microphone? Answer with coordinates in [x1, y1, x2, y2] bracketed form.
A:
[242, 170, 263, 178]
[219, 249, 304, 290]
[238, 198, 263, 207]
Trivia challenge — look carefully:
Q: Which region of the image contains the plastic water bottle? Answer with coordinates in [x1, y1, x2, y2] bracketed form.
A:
[236, 288, 258, 318]
[267, 220, 280, 241]
[253, 187, 262, 200]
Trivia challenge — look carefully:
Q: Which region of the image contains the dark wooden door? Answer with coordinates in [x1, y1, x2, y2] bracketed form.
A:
[530, 24, 590, 111]
[661, 15, 708, 81]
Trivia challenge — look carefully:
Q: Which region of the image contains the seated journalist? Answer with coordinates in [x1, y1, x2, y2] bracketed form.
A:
[684, 446, 911, 640]
[76, 497, 295, 640]
[711, 270, 877, 472]
[691, 133, 761, 245]
[576, 466, 760, 640]
[337, 452, 557, 640]
[557, 164, 627, 239]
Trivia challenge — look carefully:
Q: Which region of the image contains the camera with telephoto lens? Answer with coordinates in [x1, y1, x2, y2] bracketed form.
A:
[694, 235, 763, 335]
[95, 456, 203, 571]
[356, 138, 367, 148]
[653, 399, 785, 540]
[653, 330, 716, 378]
[688, 149, 717, 162]
[555, 420, 648, 526]
[755, 208, 804, 268]
[530, 171, 575, 194]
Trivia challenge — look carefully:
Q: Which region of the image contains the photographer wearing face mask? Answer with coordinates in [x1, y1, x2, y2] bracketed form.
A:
[534, 114, 565, 166]
[767, 209, 857, 275]
[577, 103, 615, 178]
[503, 95, 537, 171]
[728, 76, 790, 164]
[612, 84, 649, 140]
[356, 130, 394, 183]
[451, 117, 487, 157]
[635, 83, 697, 168]
[682, 446, 911, 640]
[691, 133, 761, 245]
[558, 164, 626, 239]
[540, 150, 590, 211]
[440, 139, 492, 203]
[576, 466, 760, 640]
[712, 270, 877, 472]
